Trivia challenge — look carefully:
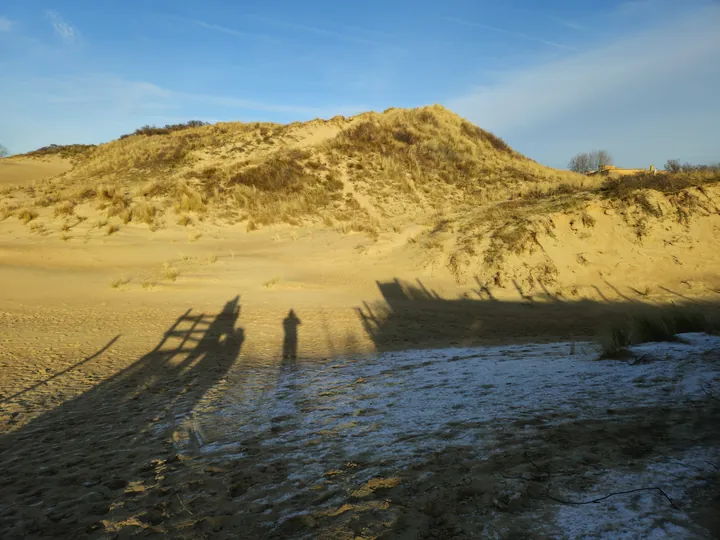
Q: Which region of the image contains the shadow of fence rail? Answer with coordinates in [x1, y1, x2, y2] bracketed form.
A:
[0, 296, 244, 538]
[357, 278, 720, 352]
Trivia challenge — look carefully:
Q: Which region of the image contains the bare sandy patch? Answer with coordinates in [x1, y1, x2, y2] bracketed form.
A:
[0, 156, 72, 188]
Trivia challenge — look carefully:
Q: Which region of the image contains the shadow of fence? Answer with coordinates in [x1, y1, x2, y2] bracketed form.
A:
[0, 296, 244, 538]
[357, 278, 720, 352]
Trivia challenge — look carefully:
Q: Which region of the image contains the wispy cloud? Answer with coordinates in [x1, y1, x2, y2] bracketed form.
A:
[10, 73, 366, 117]
[554, 18, 585, 32]
[0, 72, 369, 152]
[0, 15, 13, 32]
[447, 5, 720, 166]
[443, 16, 578, 51]
[249, 15, 385, 47]
[176, 90, 366, 117]
[448, 6, 720, 133]
[497, 6, 588, 32]
[45, 10, 77, 43]
[612, 0, 658, 17]
[182, 18, 276, 41]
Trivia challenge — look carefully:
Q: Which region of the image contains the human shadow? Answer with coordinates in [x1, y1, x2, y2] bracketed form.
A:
[357, 278, 720, 352]
[0, 296, 244, 538]
[282, 309, 302, 365]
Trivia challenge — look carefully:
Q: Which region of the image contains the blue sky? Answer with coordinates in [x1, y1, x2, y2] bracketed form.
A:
[0, 0, 718, 168]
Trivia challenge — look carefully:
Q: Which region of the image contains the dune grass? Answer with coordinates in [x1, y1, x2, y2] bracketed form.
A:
[599, 306, 717, 358]
[8, 106, 719, 283]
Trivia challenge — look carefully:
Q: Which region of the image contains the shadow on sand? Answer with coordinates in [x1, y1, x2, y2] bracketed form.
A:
[357, 278, 720, 352]
[0, 296, 244, 538]
[282, 309, 302, 365]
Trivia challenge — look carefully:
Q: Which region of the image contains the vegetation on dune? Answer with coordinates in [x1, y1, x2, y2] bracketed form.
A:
[26, 143, 96, 161]
[5, 105, 719, 289]
[600, 165, 720, 198]
[330, 107, 575, 199]
[596, 165, 720, 237]
[119, 120, 209, 139]
[599, 306, 718, 358]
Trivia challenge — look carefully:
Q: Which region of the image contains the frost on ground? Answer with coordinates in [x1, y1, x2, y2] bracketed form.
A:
[170, 333, 720, 539]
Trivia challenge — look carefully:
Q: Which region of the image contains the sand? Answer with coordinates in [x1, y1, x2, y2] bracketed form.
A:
[0, 156, 73, 188]
[1, 110, 719, 537]
[1, 205, 719, 537]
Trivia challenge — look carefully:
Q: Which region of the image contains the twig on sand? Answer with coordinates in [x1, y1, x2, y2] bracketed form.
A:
[699, 382, 719, 402]
[522, 451, 681, 511]
[177, 494, 194, 515]
[546, 485, 680, 511]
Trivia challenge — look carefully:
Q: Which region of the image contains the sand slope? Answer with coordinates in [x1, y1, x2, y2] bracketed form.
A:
[0, 156, 72, 188]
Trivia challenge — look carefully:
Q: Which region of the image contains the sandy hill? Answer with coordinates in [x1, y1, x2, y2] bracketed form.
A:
[2, 105, 720, 539]
[2, 105, 719, 297]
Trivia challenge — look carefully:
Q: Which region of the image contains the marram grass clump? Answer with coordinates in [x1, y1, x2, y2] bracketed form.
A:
[598, 306, 715, 358]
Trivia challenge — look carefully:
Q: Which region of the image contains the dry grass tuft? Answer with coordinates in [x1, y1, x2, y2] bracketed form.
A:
[581, 211, 596, 228]
[134, 179, 165, 198]
[178, 214, 193, 227]
[104, 192, 132, 220]
[174, 185, 206, 213]
[1, 204, 17, 221]
[28, 222, 47, 235]
[133, 201, 158, 225]
[599, 307, 715, 358]
[106, 224, 120, 235]
[18, 209, 39, 224]
[110, 276, 131, 289]
[54, 201, 76, 217]
[141, 279, 157, 290]
[162, 262, 180, 282]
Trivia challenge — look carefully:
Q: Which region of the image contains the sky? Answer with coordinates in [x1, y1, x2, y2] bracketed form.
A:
[0, 0, 718, 168]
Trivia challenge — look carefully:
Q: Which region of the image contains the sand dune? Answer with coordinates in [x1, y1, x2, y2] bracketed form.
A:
[1, 106, 719, 538]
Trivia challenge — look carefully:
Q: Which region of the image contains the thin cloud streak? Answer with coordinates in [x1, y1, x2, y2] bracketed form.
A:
[555, 19, 585, 31]
[0, 73, 369, 152]
[497, 6, 589, 32]
[177, 90, 367, 117]
[443, 16, 578, 51]
[447, 5, 720, 167]
[7, 74, 366, 117]
[249, 15, 385, 47]
[185, 18, 277, 41]
[45, 10, 77, 43]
